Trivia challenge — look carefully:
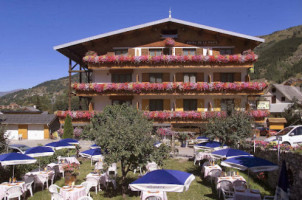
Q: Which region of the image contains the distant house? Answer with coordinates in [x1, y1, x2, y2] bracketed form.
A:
[265, 84, 302, 116]
[0, 113, 60, 140]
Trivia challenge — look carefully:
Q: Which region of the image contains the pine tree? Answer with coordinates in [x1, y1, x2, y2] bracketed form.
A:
[63, 115, 73, 139]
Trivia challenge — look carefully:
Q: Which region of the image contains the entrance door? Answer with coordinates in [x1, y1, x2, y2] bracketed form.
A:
[18, 125, 28, 139]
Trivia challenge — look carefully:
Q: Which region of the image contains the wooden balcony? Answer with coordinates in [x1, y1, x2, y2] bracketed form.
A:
[72, 82, 267, 96]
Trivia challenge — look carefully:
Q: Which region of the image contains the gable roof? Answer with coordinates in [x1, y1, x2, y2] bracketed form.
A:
[273, 84, 302, 102]
[0, 114, 57, 126]
[54, 17, 264, 51]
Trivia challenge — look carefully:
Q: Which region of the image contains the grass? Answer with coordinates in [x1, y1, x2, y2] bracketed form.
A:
[27, 158, 273, 200]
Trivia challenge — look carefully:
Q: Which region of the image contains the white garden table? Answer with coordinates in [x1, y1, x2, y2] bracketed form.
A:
[216, 175, 246, 191]
[203, 165, 222, 178]
[60, 186, 86, 200]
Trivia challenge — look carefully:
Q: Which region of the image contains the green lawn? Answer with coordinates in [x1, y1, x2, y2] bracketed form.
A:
[28, 158, 273, 200]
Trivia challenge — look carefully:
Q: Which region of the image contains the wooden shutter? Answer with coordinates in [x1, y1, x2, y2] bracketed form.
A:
[128, 48, 135, 56]
[107, 52, 115, 56]
[89, 102, 94, 112]
[214, 99, 221, 111]
[212, 50, 220, 56]
[175, 99, 183, 111]
[162, 73, 170, 82]
[213, 73, 220, 82]
[18, 125, 28, 139]
[234, 99, 241, 111]
[207, 75, 212, 83]
[163, 99, 170, 111]
[142, 99, 149, 110]
[141, 49, 149, 56]
[44, 125, 49, 139]
[234, 73, 241, 82]
[142, 73, 149, 82]
[196, 73, 204, 82]
[245, 74, 250, 82]
[196, 48, 203, 55]
[208, 102, 213, 111]
[197, 99, 205, 112]
[175, 48, 183, 56]
[175, 73, 183, 82]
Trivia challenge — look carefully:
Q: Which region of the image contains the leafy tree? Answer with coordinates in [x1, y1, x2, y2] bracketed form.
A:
[63, 115, 73, 139]
[204, 111, 253, 147]
[0, 124, 8, 153]
[82, 104, 169, 196]
[282, 98, 302, 126]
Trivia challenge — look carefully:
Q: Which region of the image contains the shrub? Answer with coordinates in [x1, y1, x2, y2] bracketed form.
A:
[63, 115, 73, 139]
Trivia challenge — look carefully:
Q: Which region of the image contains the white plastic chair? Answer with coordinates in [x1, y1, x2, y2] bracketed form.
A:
[49, 184, 61, 194]
[86, 177, 100, 194]
[207, 169, 222, 184]
[5, 186, 23, 200]
[233, 180, 247, 191]
[221, 188, 234, 200]
[217, 180, 233, 199]
[81, 181, 92, 197]
[24, 180, 34, 197]
[51, 192, 64, 200]
[48, 172, 55, 186]
[78, 196, 93, 200]
[106, 171, 117, 190]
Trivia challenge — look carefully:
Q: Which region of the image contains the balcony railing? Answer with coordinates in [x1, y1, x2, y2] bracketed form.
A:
[83, 51, 258, 66]
[56, 110, 269, 122]
[72, 82, 267, 95]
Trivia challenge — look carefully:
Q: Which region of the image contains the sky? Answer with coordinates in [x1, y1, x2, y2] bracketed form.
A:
[0, 0, 301, 91]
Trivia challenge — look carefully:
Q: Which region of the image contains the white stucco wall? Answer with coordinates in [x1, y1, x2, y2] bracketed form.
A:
[5, 125, 18, 140]
[27, 125, 44, 140]
[93, 96, 112, 112]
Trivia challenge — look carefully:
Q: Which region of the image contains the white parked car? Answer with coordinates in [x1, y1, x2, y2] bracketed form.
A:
[265, 125, 302, 146]
[8, 144, 30, 154]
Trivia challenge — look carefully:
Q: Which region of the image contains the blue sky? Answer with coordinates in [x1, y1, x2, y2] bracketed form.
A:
[0, 0, 301, 91]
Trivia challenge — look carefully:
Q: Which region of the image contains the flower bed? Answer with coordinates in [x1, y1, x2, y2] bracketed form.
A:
[247, 140, 302, 152]
[72, 82, 267, 94]
[56, 110, 269, 121]
[83, 51, 258, 65]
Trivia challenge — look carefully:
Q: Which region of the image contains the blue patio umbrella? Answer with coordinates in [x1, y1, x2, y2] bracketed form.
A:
[90, 144, 101, 149]
[274, 161, 290, 200]
[45, 141, 76, 150]
[154, 141, 162, 148]
[129, 169, 195, 193]
[194, 141, 228, 149]
[211, 148, 252, 159]
[25, 146, 54, 171]
[0, 153, 36, 178]
[79, 148, 103, 166]
[60, 138, 79, 145]
[197, 136, 208, 140]
[221, 156, 278, 187]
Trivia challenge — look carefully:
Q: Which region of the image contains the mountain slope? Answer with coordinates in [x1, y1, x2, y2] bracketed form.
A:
[252, 25, 302, 82]
[0, 89, 22, 97]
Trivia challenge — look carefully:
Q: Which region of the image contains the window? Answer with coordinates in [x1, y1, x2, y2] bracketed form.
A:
[272, 96, 276, 104]
[294, 127, 302, 136]
[112, 74, 132, 83]
[281, 97, 286, 102]
[149, 73, 163, 83]
[221, 99, 234, 115]
[112, 100, 132, 105]
[149, 49, 162, 56]
[219, 49, 233, 55]
[272, 88, 276, 93]
[183, 49, 196, 56]
[184, 73, 196, 83]
[221, 73, 234, 83]
[115, 49, 128, 56]
[183, 99, 197, 111]
[149, 99, 163, 111]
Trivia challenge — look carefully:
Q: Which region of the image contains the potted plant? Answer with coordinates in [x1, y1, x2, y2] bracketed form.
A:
[178, 133, 188, 147]
[62, 163, 79, 186]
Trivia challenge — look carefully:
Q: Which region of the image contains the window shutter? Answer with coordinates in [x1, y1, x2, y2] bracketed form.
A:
[214, 99, 221, 111]
[142, 99, 149, 110]
[141, 49, 149, 56]
[196, 48, 203, 55]
[207, 75, 212, 83]
[197, 99, 205, 112]
[212, 50, 220, 56]
[107, 52, 115, 56]
[234, 73, 241, 82]
[175, 48, 183, 56]
[163, 99, 170, 111]
[213, 73, 220, 82]
[89, 102, 94, 112]
[175, 99, 183, 111]
[234, 99, 241, 111]
[245, 74, 250, 82]
[196, 73, 204, 82]
[128, 48, 135, 56]
[175, 73, 183, 82]
[142, 73, 149, 82]
[162, 73, 170, 82]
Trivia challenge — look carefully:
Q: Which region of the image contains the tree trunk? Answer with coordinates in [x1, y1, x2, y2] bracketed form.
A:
[121, 159, 127, 198]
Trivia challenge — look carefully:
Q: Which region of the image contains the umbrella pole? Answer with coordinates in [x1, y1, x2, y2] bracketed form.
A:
[13, 165, 14, 179]
[247, 169, 250, 189]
